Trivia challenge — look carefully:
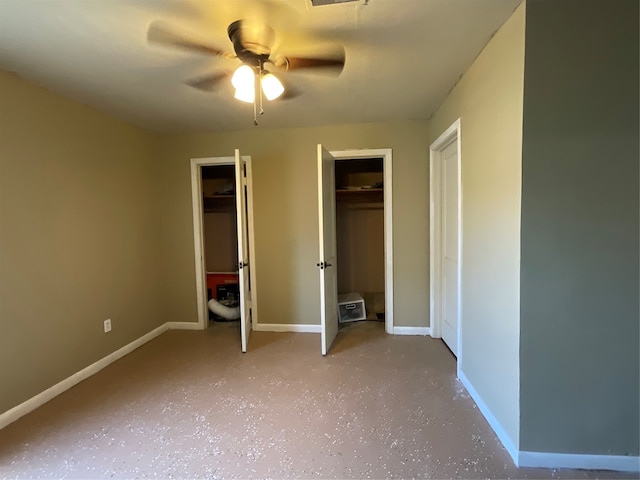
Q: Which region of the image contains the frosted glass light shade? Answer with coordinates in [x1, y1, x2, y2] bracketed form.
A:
[231, 65, 255, 103]
[261, 73, 284, 100]
[231, 65, 254, 89]
[234, 85, 255, 103]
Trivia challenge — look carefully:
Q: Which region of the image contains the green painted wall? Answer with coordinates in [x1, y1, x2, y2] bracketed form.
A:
[519, 0, 639, 455]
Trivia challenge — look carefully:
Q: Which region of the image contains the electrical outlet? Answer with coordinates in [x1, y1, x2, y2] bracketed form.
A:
[104, 319, 112, 333]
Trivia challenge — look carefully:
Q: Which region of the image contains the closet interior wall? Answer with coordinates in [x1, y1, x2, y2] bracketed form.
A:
[335, 158, 385, 320]
[201, 165, 238, 307]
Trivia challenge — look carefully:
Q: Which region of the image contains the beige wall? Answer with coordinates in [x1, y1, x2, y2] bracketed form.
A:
[156, 121, 430, 328]
[0, 71, 163, 413]
[427, 3, 525, 449]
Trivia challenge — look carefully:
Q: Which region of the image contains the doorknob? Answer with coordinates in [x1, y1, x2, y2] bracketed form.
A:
[238, 261, 248, 269]
[316, 261, 333, 269]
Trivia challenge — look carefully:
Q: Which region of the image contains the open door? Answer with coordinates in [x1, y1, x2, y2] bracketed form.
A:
[317, 144, 338, 355]
[235, 149, 251, 352]
[441, 139, 459, 356]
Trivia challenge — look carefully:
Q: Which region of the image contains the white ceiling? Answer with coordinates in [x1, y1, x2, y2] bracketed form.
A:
[0, 0, 521, 133]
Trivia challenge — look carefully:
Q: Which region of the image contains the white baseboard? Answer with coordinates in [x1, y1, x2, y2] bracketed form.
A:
[392, 326, 431, 336]
[458, 369, 519, 464]
[253, 323, 321, 333]
[166, 321, 202, 330]
[519, 451, 640, 472]
[0, 323, 169, 431]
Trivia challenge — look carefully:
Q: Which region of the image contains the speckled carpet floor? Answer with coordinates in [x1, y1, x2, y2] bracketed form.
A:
[0, 321, 636, 479]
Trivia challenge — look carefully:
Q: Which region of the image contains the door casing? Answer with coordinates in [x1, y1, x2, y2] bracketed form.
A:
[429, 119, 462, 369]
[329, 148, 394, 334]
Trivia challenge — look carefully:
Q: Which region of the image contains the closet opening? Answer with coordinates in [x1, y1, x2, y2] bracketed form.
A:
[335, 157, 386, 333]
[191, 153, 255, 352]
[201, 164, 241, 326]
[317, 146, 393, 357]
[318, 146, 393, 354]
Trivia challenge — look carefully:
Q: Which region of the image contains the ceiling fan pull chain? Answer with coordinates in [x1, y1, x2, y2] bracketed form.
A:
[258, 63, 265, 116]
[253, 98, 258, 126]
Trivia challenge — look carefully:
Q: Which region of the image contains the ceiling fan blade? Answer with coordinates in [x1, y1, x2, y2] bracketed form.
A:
[273, 50, 345, 76]
[279, 87, 302, 101]
[147, 21, 232, 58]
[185, 72, 231, 92]
[276, 79, 302, 100]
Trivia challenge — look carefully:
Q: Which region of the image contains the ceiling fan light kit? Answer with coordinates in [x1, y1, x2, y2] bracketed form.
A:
[231, 65, 284, 104]
[147, 15, 346, 125]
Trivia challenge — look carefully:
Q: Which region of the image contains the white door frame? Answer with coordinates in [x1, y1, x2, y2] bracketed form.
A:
[429, 119, 462, 364]
[190, 156, 258, 330]
[329, 148, 394, 334]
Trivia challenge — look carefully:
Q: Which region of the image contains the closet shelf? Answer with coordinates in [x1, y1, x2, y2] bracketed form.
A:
[336, 188, 383, 204]
[203, 195, 235, 211]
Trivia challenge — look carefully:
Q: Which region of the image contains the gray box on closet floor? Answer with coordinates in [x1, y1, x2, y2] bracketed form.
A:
[337, 293, 366, 323]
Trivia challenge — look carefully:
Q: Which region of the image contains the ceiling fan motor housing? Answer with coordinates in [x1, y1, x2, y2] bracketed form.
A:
[228, 20, 274, 67]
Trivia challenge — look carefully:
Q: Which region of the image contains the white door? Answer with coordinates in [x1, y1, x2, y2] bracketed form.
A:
[235, 150, 251, 353]
[317, 145, 338, 356]
[441, 140, 459, 355]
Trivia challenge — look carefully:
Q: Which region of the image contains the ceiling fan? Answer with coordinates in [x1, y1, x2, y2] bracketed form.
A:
[147, 19, 346, 123]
